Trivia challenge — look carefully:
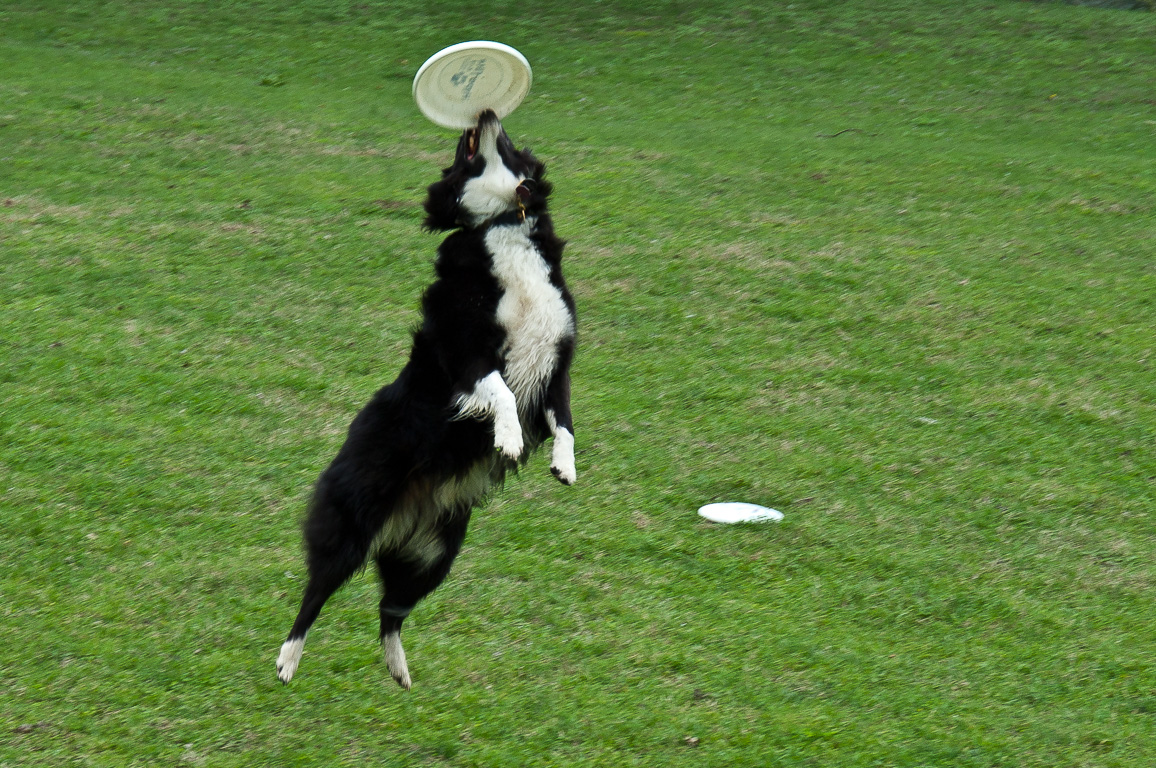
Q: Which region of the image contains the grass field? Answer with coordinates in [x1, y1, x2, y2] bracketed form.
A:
[2, 0, 1155, 765]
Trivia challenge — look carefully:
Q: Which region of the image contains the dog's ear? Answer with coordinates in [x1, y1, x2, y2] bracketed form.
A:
[524, 151, 549, 189]
[522, 157, 552, 214]
[423, 170, 462, 231]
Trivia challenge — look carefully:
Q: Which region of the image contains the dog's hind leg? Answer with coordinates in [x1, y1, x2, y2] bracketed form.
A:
[278, 573, 348, 683]
[277, 503, 374, 684]
[278, 554, 364, 684]
[379, 606, 413, 691]
[374, 507, 472, 690]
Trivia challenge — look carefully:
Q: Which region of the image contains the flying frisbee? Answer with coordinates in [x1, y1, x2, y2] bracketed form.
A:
[698, 503, 784, 524]
[412, 41, 532, 130]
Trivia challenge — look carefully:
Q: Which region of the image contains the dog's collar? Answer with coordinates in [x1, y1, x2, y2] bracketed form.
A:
[480, 206, 529, 230]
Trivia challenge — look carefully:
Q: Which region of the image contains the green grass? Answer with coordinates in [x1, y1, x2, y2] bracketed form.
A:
[2, 0, 1155, 765]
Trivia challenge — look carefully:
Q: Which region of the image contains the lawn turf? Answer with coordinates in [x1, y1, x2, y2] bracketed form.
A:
[2, 1, 1155, 765]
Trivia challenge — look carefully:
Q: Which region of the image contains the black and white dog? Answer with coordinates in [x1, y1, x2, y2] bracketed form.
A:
[276, 110, 576, 688]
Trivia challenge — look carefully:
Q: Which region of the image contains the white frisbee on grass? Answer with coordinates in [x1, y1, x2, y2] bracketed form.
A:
[412, 41, 532, 129]
[698, 502, 784, 524]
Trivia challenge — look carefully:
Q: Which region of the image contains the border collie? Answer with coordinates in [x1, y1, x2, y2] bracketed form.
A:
[275, 110, 577, 689]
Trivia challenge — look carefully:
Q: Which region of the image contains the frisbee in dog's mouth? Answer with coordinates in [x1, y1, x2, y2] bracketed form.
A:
[413, 41, 533, 130]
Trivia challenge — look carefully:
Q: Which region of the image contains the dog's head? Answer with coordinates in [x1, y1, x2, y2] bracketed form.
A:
[423, 109, 552, 231]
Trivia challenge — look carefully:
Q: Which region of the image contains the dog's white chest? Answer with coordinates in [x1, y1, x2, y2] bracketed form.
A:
[485, 225, 573, 409]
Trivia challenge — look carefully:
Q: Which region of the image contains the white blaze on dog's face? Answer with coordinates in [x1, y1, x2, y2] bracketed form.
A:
[423, 110, 547, 231]
[458, 115, 527, 224]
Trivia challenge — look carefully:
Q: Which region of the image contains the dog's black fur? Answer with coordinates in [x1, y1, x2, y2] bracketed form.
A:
[275, 111, 576, 689]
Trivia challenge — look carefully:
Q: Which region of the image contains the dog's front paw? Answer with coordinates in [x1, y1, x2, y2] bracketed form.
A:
[551, 463, 576, 486]
[494, 419, 524, 460]
[550, 428, 576, 485]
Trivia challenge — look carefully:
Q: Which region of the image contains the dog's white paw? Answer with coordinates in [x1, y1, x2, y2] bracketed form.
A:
[383, 632, 412, 691]
[276, 637, 305, 684]
[494, 418, 524, 460]
[550, 428, 576, 485]
[551, 463, 576, 486]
